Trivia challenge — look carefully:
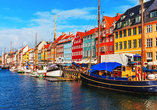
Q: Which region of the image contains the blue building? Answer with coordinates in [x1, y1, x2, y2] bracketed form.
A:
[83, 28, 97, 60]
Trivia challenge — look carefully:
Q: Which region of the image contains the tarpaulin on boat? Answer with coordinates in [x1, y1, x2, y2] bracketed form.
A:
[91, 62, 122, 72]
[72, 62, 80, 68]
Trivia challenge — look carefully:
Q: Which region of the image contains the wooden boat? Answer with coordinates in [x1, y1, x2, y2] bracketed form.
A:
[9, 66, 17, 72]
[79, 0, 157, 94]
[45, 64, 62, 77]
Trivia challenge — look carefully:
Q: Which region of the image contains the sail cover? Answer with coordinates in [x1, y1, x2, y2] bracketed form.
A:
[91, 62, 122, 72]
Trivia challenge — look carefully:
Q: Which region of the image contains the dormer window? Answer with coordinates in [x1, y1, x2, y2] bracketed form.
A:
[139, 9, 141, 14]
[121, 15, 125, 20]
[135, 16, 141, 23]
[150, 10, 157, 18]
[130, 12, 134, 16]
[117, 22, 122, 28]
[102, 22, 105, 28]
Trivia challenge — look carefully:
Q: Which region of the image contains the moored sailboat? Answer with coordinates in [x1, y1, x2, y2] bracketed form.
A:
[80, 0, 157, 94]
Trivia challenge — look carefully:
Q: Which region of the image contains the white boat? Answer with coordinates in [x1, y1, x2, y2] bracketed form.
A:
[46, 69, 62, 77]
[24, 69, 32, 73]
[30, 71, 39, 78]
[9, 66, 17, 72]
[45, 64, 62, 77]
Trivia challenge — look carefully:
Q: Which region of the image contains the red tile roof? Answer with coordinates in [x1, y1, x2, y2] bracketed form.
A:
[83, 28, 97, 37]
[45, 44, 50, 49]
[77, 32, 85, 39]
[55, 34, 67, 43]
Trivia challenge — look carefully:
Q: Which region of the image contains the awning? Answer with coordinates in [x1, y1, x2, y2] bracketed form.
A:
[91, 62, 122, 72]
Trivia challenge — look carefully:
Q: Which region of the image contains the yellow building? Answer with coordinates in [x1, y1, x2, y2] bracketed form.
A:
[114, 0, 156, 62]
[41, 46, 47, 61]
[145, 20, 157, 61]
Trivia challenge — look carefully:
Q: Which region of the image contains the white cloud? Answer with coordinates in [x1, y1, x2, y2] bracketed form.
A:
[0, 7, 97, 55]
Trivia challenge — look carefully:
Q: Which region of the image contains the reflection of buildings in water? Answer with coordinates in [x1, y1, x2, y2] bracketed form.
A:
[145, 99, 157, 110]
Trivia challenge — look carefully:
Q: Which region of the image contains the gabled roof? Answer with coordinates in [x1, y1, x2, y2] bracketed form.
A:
[115, 0, 155, 30]
[45, 44, 50, 49]
[55, 34, 67, 43]
[83, 28, 97, 37]
[77, 32, 85, 39]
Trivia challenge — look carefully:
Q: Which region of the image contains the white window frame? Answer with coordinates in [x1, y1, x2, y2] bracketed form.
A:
[146, 38, 152, 47]
[146, 25, 152, 33]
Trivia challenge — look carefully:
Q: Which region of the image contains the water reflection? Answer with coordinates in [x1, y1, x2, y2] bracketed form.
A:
[1, 70, 157, 109]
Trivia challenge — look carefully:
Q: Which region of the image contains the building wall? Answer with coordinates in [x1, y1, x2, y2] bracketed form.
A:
[83, 34, 96, 59]
[145, 21, 157, 61]
[72, 35, 83, 62]
[114, 24, 142, 55]
[64, 41, 72, 63]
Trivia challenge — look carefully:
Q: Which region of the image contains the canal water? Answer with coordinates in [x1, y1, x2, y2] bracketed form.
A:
[0, 69, 157, 110]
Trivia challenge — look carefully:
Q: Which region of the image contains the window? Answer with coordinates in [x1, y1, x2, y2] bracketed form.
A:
[150, 10, 157, 18]
[107, 46, 109, 51]
[119, 31, 122, 38]
[119, 42, 122, 50]
[135, 16, 141, 23]
[107, 29, 109, 34]
[133, 39, 137, 48]
[107, 37, 109, 42]
[146, 25, 152, 33]
[128, 40, 131, 49]
[110, 36, 113, 42]
[147, 52, 152, 59]
[123, 41, 127, 49]
[115, 43, 118, 50]
[103, 30, 105, 36]
[115, 32, 118, 39]
[138, 39, 141, 47]
[123, 30, 126, 37]
[92, 41, 94, 46]
[89, 42, 91, 47]
[103, 38, 105, 43]
[100, 39, 102, 43]
[128, 28, 131, 36]
[133, 27, 136, 35]
[147, 38, 152, 47]
[117, 22, 122, 28]
[86, 43, 88, 47]
[156, 52, 157, 60]
[110, 27, 113, 33]
[138, 26, 141, 34]
[110, 45, 113, 51]
[156, 23, 157, 31]
[125, 19, 130, 26]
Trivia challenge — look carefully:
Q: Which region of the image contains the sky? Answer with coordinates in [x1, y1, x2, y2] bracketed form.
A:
[0, 0, 142, 55]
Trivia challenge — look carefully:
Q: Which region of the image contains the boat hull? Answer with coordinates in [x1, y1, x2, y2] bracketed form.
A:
[80, 73, 157, 94]
[46, 69, 62, 77]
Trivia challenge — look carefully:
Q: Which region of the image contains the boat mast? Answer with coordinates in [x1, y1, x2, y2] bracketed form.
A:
[10, 41, 12, 67]
[35, 33, 37, 65]
[141, 0, 144, 80]
[4, 48, 5, 67]
[97, 0, 100, 64]
[22, 44, 23, 67]
[53, 14, 57, 64]
[12, 47, 14, 67]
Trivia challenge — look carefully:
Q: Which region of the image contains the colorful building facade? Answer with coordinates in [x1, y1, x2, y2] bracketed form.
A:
[72, 32, 85, 62]
[83, 28, 97, 60]
[96, 14, 122, 56]
[114, 0, 154, 57]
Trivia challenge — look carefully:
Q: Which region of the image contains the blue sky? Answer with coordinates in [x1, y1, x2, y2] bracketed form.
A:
[0, 0, 141, 55]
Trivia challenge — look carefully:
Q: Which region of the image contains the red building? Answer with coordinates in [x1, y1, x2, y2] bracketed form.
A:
[72, 32, 85, 62]
[56, 32, 67, 63]
[96, 13, 123, 55]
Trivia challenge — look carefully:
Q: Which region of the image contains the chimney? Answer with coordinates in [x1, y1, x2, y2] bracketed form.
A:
[139, 0, 146, 5]
[116, 13, 120, 17]
[69, 32, 72, 35]
[62, 32, 65, 35]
